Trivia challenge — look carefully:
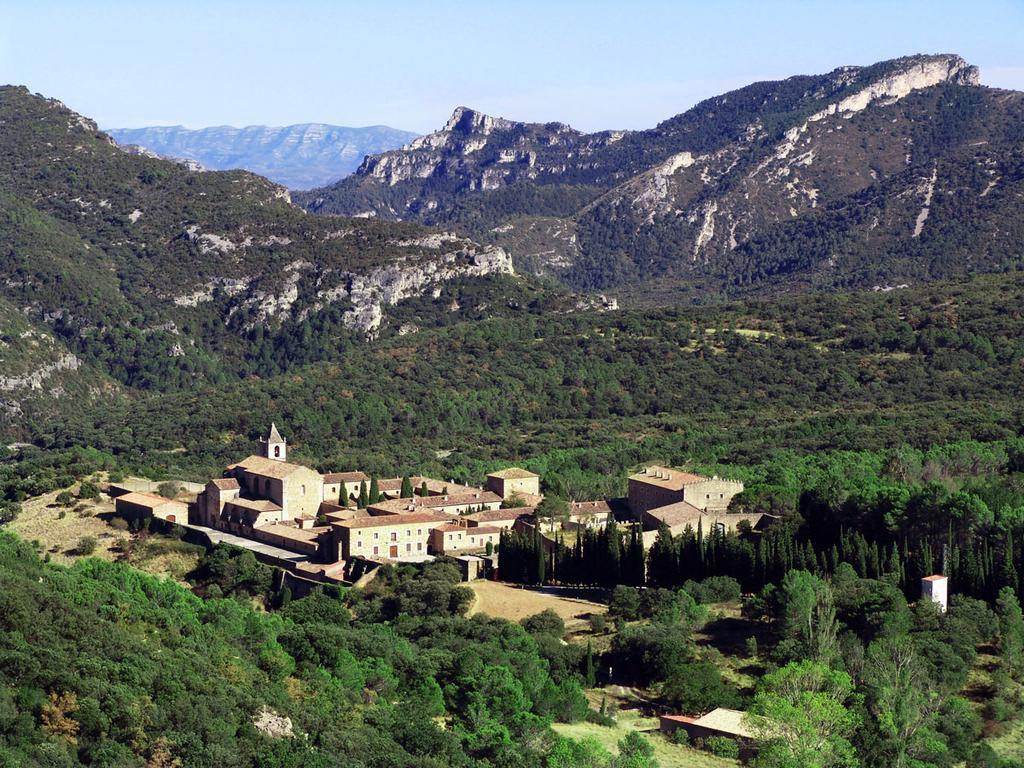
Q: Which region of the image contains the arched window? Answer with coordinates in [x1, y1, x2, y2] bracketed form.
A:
[301, 485, 306, 497]
[274, 445, 281, 458]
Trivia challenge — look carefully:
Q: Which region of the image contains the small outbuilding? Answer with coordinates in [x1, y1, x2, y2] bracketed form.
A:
[114, 491, 188, 524]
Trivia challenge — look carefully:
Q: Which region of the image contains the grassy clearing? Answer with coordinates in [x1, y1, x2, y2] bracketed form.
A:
[989, 717, 1024, 762]
[553, 706, 738, 768]
[468, 580, 606, 632]
[9, 480, 204, 583]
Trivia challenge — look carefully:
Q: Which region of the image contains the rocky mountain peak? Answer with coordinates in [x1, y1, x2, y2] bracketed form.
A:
[443, 106, 515, 135]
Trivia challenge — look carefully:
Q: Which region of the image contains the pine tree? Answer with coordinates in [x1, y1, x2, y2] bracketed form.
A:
[357, 480, 369, 509]
[400, 475, 414, 499]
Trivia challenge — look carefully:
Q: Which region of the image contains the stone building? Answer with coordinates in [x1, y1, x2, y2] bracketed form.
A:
[486, 468, 541, 500]
[429, 523, 502, 555]
[367, 490, 502, 516]
[333, 512, 452, 560]
[628, 466, 744, 516]
[321, 471, 369, 505]
[921, 574, 949, 613]
[114, 492, 188, 524]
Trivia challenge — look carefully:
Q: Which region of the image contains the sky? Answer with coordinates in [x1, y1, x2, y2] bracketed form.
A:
[2, 0, 1023, 134]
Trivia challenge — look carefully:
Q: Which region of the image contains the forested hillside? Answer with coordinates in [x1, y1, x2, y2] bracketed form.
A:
[0, 86, 556, 431]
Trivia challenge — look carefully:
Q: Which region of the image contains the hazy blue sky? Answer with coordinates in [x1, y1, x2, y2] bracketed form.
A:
[2, 0, 1023, 134]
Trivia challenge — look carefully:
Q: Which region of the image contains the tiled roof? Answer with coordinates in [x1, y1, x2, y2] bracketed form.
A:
[368, 491, 502, 514]
[463, 506, 535, 522]
[115, 491, 180, 509]
[629, 466, 707, 490]
[210, 477, 240, 490]
[487, 467, 539, 480]
[322, 471, 368, 483]
[225, 497, 282, 513]
[569, 500, 611, 514]
[335, 512, 451, 529]
[646, 500, 704, 527]
[235, 455, 309, 480]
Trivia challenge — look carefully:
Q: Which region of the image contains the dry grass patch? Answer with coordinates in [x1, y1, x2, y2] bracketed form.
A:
[553, 706, 738, 768]
[468, 580, 605, 633]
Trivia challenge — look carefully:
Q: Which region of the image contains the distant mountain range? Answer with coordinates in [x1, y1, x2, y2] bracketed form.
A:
[296, 54, 1024, 298]
[106, 123, 419, 189]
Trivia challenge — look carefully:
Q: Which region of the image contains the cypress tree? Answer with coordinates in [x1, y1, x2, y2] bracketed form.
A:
[420, 480, 429, 497]
[339, 483, 350, 507]
[368, 476, 381, 505]
[357, 480, 369, 509]
[584, 640, 596, 687]
[400, 475, 414, 498]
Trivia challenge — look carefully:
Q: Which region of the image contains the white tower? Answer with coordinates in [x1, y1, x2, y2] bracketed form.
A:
[921, 575, 948, 613]
[262, 423, 287, 461]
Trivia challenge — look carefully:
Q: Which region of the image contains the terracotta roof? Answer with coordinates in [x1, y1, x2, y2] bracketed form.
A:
[487, 467, 539, 480]
[692, 708, 755, 739]
[629, 466, 708, 490]
[464, 506, 535, 523]
[225, 497, 282, 513]
[258, 523, 322, 542]
[569, 500, 611, 515]
[115, 491, 180, 509]
[210, 477, 240, 491]
[322, 471, 368, 483]
[369, 491, 502, 514]
[922, 574, 948, 582]
[646, 500, 704, 527]
[436, 523, 502, 535]
[334, 512, 451, 529]
[235, 455, 309, 480]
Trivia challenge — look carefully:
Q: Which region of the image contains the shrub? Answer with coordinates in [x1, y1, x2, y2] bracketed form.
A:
[590, 614, 607, 634]
[668, 727, 689, 746]
[706, 736, 739, 759]
[157, 481, 180, 499]
[55, 491, 75, 507]
[585, 708, 616, 727]
[78, 480, 100, 500]
[75, 536, 98, 556]
[522, 609, 565, 637]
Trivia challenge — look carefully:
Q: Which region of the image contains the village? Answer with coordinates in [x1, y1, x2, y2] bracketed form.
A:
[110, 423, 768, 586]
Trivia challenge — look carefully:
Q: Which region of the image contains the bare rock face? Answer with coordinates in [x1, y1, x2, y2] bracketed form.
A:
[298, 54, 1020, 295]
[252, 707, 293, 739]
[340, 245, 514, 336]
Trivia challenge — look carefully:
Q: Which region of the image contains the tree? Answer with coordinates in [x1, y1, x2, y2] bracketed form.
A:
[996, 586, 1024, 680]
[647, 522, 677, 587]
[357, 480, 369, 509]
[748, 660, 860, 768]
[863, 638, 942, 768]
[339, 483, 350, 507]
[400, 476, 414, 499]
[368, 476, 381, 504]
[778, 570, 838, 663]
[661, 660, 738, 713]
[419, 480, 429, 497]
[584, 641, 597, 687]
[75, 536, 98, 556]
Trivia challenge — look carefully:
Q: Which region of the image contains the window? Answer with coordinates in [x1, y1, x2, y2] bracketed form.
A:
[706, 494, 711, 499]
[373, 546, 378, 555]
[274, 445, 280, 458]
[301, 484, 306, 496]
[406, 529, 411, 537]
[391, 532, 397, 541]
[357, 540, 362, 549]
[720, 493, 724, 499]
[373, 532, 379, 540]
[406, 543, 411, 552]
[417, 528, 422, 535]
[417, 543, 422, 551]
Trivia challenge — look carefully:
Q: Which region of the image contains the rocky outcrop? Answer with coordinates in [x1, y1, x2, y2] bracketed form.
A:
[337, 245, 514, 336]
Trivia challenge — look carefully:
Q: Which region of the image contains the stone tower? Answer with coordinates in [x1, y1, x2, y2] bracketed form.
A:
[921, 575, 948, 613]
[262, 423, 287, 461]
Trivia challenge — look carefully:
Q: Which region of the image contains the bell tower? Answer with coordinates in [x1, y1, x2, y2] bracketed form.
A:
[262, 423, 287, 461]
